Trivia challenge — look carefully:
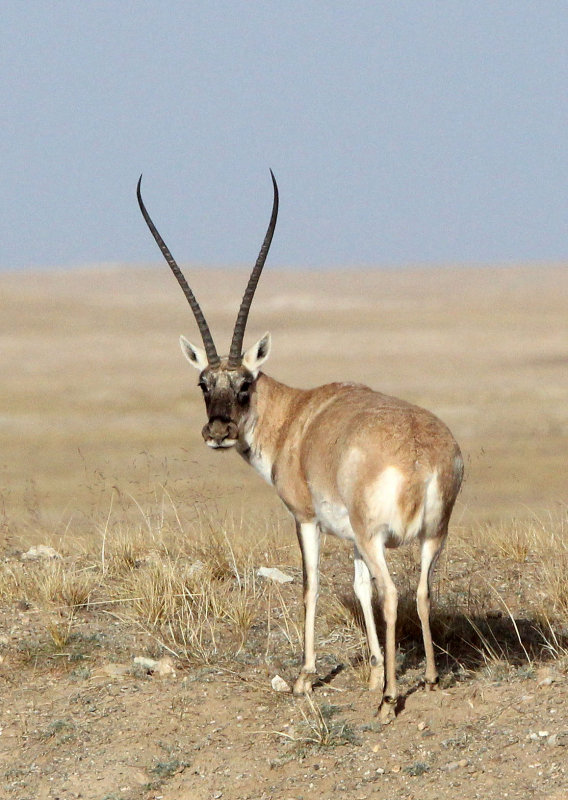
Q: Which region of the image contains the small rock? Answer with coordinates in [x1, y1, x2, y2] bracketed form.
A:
[417, 721, 427, 731]
[134, 656, 159, 670]
[21, 545, 62, 561]
[544, 732, 568, 747]
[391, 765, 401, 774]
[257, 567, 294, 584]
[443, 759, 468, 772]
[271, 674, 291, 693]
[133, 656, 176, 677]
[538, 730, 549, 738]
[154, 657, 176, 677]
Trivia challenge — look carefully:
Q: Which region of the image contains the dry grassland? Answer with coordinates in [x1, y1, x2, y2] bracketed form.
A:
[0, 264, 566, 800]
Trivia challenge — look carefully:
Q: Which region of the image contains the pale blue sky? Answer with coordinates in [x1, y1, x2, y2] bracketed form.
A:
[2, 2, 567, 270]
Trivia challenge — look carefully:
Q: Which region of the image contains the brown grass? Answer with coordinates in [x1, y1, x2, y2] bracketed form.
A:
[1, 475, 566, 686]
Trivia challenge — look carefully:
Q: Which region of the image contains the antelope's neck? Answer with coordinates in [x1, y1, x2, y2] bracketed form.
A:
[238, 373, 300, 485]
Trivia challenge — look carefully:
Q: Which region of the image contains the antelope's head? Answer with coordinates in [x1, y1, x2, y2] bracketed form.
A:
[137, 172, 278, 449]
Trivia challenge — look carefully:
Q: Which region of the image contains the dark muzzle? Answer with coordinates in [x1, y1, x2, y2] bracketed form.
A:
[202, 419, 238, 447]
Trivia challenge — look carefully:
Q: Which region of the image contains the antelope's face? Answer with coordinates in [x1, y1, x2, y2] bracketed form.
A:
[137, 170, 278, 448]
[180, 333, 271, 449]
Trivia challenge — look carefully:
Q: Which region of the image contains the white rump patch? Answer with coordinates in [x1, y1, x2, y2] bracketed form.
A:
[366, 467, 444, 544]
[423, 471, 443, 534]
[365, 466, 406, 542]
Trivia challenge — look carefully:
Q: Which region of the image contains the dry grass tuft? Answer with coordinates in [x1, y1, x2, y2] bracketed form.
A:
[36, 562, 99, 610]
[1, 470, 566, 685]
[275, 695, 360, 749]
[0, 559, 98, 611]
[533, 516, 568, 619]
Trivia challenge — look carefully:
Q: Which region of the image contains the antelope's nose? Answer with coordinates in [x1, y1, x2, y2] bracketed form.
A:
[202, 419, 238, 446]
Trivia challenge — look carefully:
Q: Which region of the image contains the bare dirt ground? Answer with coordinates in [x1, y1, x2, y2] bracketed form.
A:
[0, 264, 567, 800]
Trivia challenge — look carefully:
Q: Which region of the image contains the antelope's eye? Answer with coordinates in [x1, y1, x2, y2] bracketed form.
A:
[237, 381, 251, 404]
[198, 380, 209, 394]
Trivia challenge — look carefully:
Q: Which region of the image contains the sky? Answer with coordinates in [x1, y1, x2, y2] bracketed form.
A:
[2, 2, 568, 271]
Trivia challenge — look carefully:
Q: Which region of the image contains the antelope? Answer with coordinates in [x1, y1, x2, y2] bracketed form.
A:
[137, 172, 463, 720]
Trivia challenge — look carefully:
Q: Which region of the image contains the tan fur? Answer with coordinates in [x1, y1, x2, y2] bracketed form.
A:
[241, 375, 461, 532]
[178, 338, 462, 714]
[237, 372, 463, 711]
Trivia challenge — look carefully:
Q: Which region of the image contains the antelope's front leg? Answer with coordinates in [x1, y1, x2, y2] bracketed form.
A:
[293, 520, 320, 695]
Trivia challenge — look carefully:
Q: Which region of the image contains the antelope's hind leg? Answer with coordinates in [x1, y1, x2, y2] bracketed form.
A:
[355, 532, 399, 723]
[353, 545, 384, 691]
[293, 521, 320, 695]
[417, 531, 446, 688]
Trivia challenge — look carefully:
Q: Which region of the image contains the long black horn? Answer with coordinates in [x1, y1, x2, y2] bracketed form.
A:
[137, 176, 220, 366]
[227, 171, 279, 367]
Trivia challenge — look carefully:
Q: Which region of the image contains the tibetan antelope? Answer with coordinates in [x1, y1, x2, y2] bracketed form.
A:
[137, 172, 463, 720]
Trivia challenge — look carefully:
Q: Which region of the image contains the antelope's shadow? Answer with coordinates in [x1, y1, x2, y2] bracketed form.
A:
[330, 591, 565, 680]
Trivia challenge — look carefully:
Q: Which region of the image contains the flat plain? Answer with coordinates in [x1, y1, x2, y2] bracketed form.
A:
[0, 264, 566, 799]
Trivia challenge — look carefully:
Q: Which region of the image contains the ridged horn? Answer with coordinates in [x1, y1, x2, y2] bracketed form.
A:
[137, 176, 220, 367]
[227, 170, 279, 367]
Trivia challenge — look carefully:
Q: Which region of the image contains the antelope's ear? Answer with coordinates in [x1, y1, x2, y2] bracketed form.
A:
[180, 336, 208, 371]
[242, 332, 271, 377]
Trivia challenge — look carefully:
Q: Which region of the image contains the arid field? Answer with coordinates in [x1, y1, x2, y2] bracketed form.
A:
[0, 263, 567, 800]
